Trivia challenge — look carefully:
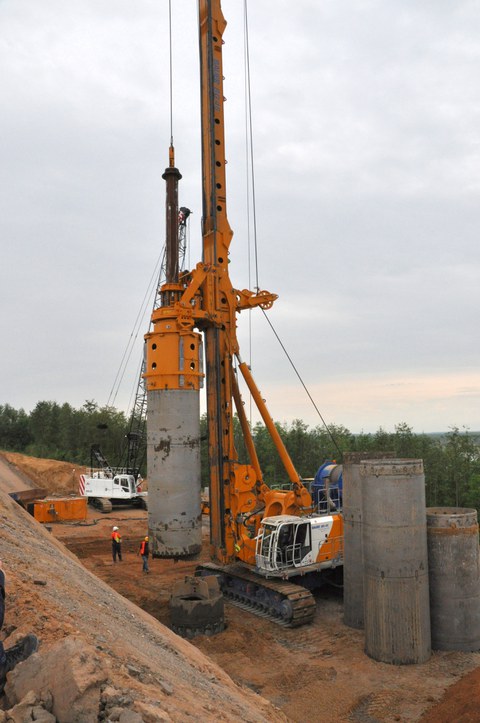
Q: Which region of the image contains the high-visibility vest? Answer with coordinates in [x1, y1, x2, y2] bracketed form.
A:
[140, 540, 147, 555]
[111, 531, 121, 544]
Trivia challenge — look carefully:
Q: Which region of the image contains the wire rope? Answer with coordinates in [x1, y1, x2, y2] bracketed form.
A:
[261, 310, 343, 456]
[242, 2, 340, 452]
[169, 0, 174, 145]
[243, 0, 260, 293]
[106, 252, 162, 409]
[243, 0, 253, 425]
[108, 1, 176, 413]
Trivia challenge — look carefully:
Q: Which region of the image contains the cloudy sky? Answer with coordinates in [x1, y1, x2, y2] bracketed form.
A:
[1, 0, 479, 434]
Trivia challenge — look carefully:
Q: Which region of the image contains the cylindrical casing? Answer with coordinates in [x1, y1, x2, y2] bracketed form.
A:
[147, 389, 202, 558]
[343, 451, 396, 629]
[362, 459, 431, 664]
[427, 507, 480, 651]
[343, 453, 365, 630]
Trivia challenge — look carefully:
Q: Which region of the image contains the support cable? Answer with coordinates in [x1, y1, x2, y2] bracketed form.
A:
[107, 252, 163, 409]
[261, 309, 342, 456]
[109, 0, 178, 413]
[243, 0, 253, 424]
[243, 0, 260, 292]
[169, 0, 174, 145]
[242, 3, 340, 452]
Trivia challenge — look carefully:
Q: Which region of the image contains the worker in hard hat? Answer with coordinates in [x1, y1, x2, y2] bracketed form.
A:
[111, 526, 122, 563]
[138, 536, 150, 574]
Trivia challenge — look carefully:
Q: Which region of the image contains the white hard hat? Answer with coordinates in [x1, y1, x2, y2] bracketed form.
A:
[113, 526, 119, 531]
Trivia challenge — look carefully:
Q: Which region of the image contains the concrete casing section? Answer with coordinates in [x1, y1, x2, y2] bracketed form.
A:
[343, 452, 395, 630]
[343, 454, 366, 630]
[147, 389, 202, 558]
[427, 507, 480, 651]
[362, 459, 431, 664]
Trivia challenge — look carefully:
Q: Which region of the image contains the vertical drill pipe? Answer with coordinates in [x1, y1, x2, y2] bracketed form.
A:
[162, 161, 182, 284]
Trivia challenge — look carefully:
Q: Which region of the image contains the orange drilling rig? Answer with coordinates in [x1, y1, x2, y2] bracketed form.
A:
[144, 0, 343, 627]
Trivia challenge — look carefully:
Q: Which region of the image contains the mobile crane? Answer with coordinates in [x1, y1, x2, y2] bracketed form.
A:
[144, 0, 343, 627]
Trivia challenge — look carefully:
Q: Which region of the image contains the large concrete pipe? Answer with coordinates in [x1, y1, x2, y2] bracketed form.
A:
[146, 387, 202, 558]
[427, 507, 480, 651]
[343, 453, 366, 630]
[343, 451, 394, 630]
[362, 459, 431, 664]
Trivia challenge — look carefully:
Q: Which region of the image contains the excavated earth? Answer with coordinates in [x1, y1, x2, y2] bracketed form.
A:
[1, 451, 480, 722]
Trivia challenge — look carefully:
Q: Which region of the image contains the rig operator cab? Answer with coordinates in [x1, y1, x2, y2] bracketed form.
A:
[256, 513, 344, 578]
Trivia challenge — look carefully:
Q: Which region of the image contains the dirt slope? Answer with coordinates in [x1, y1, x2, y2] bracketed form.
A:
[0, 451, 84, 496]
[0, 484, 283, 719]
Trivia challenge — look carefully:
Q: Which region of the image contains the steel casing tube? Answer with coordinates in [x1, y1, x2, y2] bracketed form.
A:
[343, 454, 365, 630]
[427, 507, 480, 651]
[362, 459, 431, 664]
[147, 388, 202, 558]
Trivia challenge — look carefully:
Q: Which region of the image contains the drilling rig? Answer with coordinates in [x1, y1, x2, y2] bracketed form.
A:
[144, 0, 343, 627]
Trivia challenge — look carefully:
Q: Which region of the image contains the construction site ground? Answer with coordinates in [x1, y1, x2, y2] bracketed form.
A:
[2, 451, 480, 721]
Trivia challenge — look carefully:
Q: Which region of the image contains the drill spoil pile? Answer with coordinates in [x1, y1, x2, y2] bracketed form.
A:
[0, 484, 283, 722]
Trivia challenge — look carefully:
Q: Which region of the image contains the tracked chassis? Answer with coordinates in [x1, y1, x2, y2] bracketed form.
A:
[196, 563, 316, 628]
[90, 497, 113, 513]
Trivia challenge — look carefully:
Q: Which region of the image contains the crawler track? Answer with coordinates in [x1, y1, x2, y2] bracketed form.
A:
[196, 563, 316, 628]
[89, 497, 113, 513]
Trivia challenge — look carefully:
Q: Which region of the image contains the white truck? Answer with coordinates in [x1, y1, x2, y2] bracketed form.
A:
[79, 468, 148, 513]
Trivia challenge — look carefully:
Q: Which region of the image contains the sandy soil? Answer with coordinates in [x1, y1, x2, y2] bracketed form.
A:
[0, 462, 283, 721]
[4, 451, 480, 722]
[50, 507, 480, 723]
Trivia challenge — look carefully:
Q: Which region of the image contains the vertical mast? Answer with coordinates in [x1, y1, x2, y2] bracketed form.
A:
[199, 0, 236, 560]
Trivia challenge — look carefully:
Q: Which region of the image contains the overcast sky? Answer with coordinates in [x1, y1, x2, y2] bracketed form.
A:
[1, 0, 479, 434]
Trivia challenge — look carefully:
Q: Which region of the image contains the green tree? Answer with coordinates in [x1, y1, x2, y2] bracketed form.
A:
[0, 404, 32, 451]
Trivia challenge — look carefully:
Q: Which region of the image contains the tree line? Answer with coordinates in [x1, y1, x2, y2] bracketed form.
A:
[1, 401, 479, 513]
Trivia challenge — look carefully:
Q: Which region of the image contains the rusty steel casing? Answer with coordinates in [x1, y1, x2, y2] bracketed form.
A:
[147, 388, 202, 558]
[362, 459, 431, 665]
[427, 507, 480, 651]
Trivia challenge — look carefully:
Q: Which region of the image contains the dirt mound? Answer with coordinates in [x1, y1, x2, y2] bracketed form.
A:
[1, 451, 84, 496]
[420, 666, 480, 722]
[0, 487, 283, 721]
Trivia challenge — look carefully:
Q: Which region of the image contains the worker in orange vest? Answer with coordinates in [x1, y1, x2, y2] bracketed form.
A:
[138, 536, 150, 573]
[111, 526, 122, 563]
